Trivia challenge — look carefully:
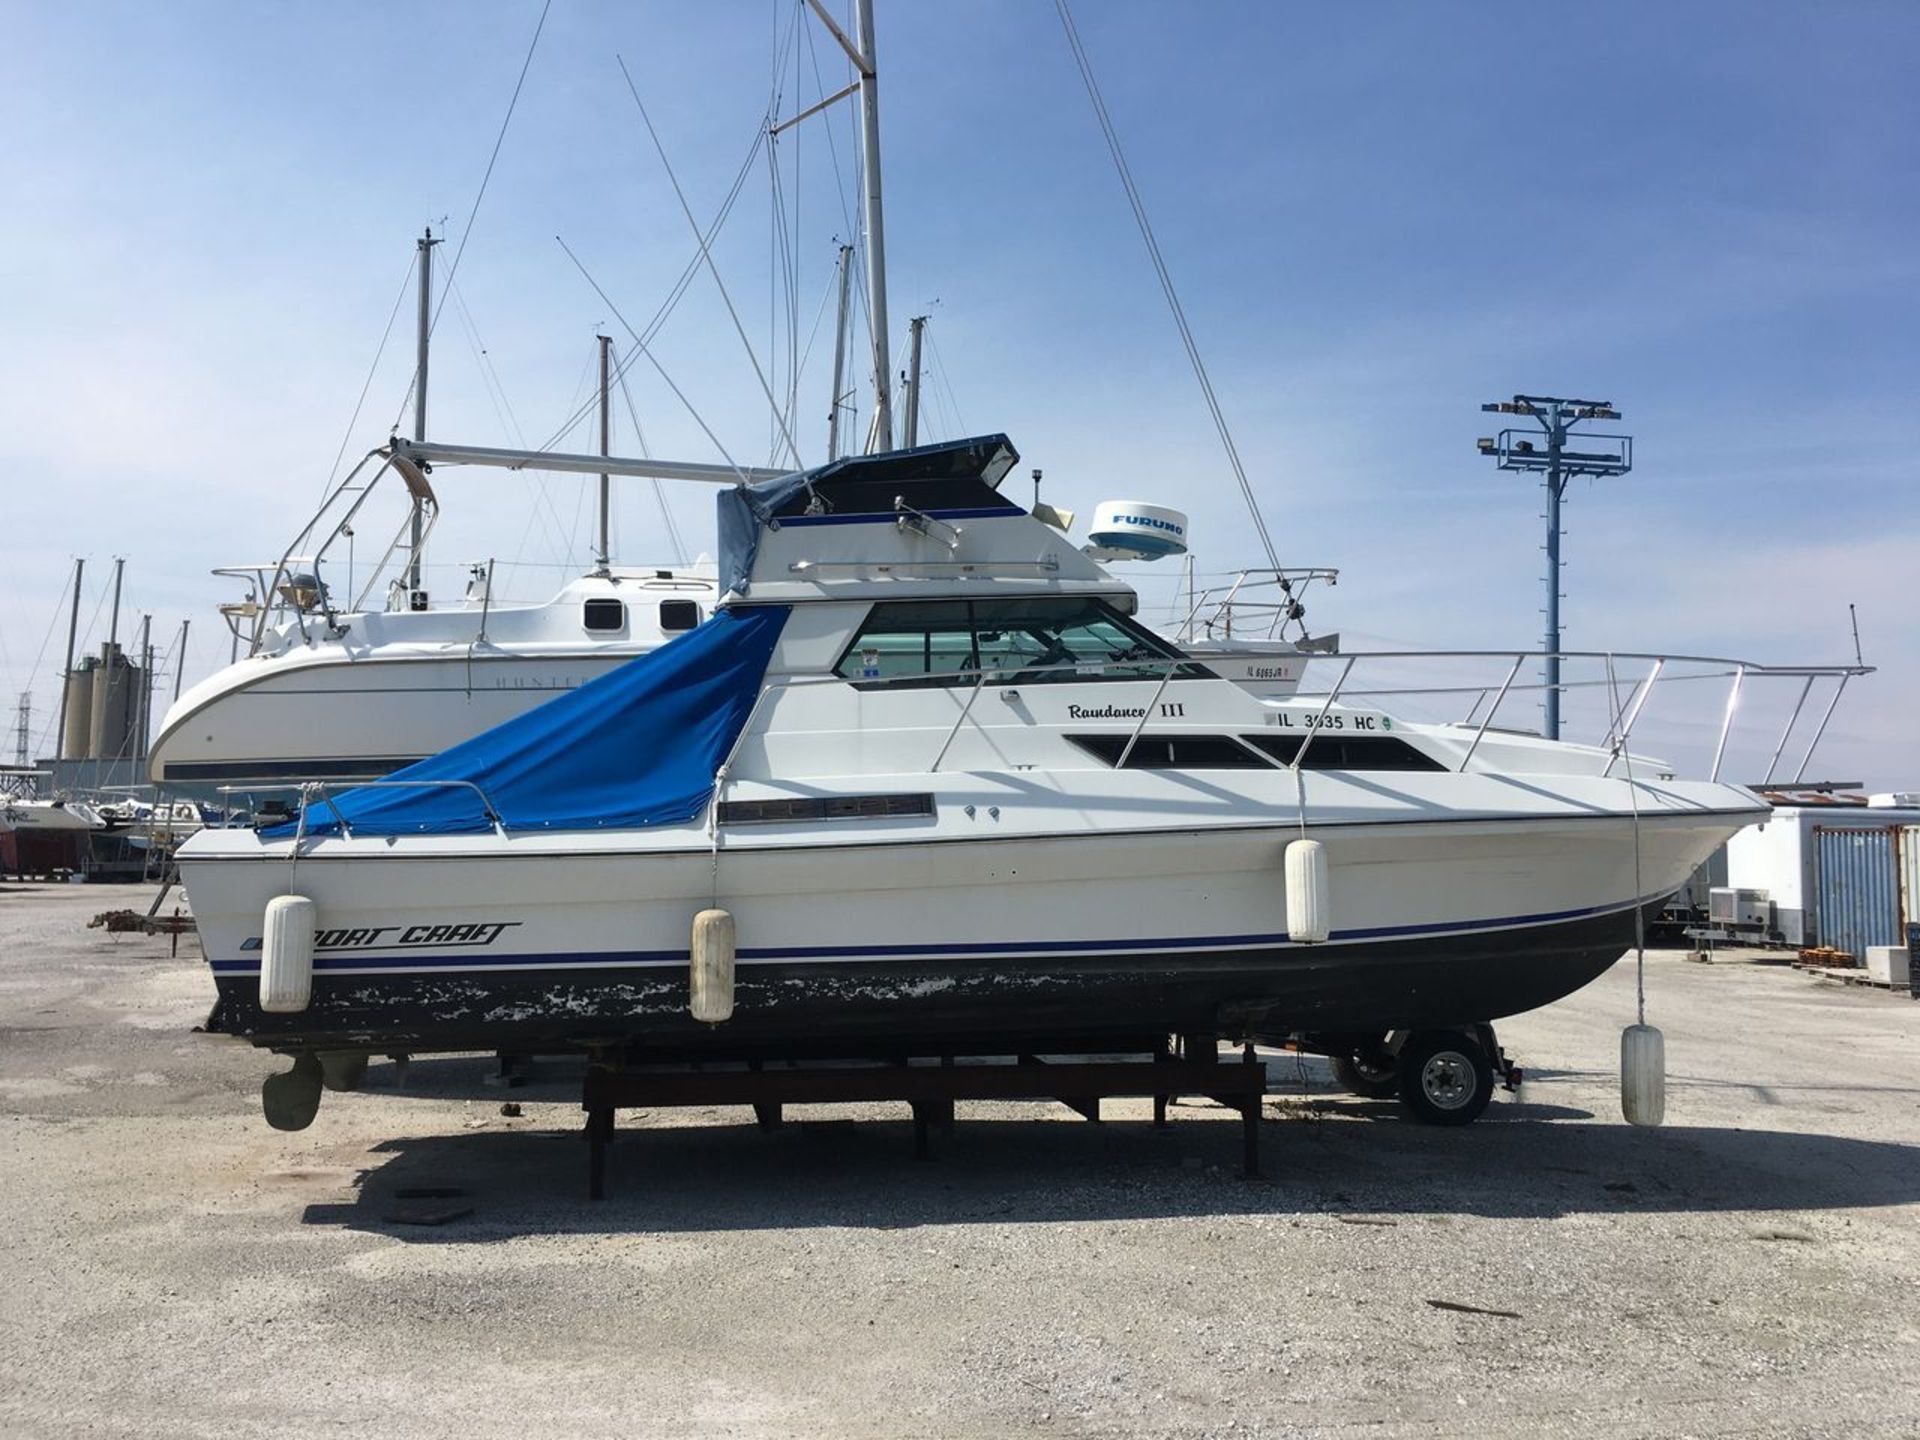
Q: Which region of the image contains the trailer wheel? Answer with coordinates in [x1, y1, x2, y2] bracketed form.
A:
[1397, 1030, 1493, 1126]
[1330, 1045, 1400, 1099]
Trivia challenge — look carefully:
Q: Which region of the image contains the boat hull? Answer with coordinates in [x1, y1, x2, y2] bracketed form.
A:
[201, 898, 1650, 1057]
[184, 806, 1744, 1057]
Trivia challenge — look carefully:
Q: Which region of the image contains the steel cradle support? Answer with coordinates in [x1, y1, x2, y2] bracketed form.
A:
[579, 1047, 1268, 1200]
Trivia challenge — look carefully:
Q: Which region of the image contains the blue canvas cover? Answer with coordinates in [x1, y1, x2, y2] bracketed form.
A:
[279, 604, 790, 837]
[715, 434, 1020, 594]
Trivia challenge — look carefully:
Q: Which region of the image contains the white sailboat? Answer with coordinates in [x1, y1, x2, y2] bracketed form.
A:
[149, 2, 1334, 792]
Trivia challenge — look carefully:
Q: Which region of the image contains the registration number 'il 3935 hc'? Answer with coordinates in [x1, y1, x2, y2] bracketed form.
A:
[240, 921, 523, 953]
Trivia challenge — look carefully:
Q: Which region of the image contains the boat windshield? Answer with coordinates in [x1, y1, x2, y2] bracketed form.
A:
[835, 597, 1209, 688]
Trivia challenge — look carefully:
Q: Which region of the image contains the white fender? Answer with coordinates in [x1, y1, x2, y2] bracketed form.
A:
[690, 908, 736, 1024]
[1284, 839, 1329, 944]
[260, 895, 315, 1014]
[1282, 844, 1328, 948]
[1620, 1022, 1665, 1127]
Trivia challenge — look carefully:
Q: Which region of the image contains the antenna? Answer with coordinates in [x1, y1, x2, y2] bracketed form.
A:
[1849, 603, 1863, 667]
[1475, 395, 1632, 741]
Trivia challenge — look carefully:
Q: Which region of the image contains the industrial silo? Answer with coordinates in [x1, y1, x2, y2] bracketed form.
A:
[61, 657, 96, 759]
[88, 644, 137, 763]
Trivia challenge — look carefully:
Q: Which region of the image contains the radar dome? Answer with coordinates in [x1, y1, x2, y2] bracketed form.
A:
[1086, 501, 1189, 559]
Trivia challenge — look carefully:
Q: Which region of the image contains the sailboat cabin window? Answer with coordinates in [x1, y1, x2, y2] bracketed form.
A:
[659, 599, 701, 632]
[835, 598, 1210, 688]
[583, 599, 626, 632]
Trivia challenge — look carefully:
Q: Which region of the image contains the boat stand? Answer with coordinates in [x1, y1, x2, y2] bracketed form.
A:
[580, 1045, 1268, 1200]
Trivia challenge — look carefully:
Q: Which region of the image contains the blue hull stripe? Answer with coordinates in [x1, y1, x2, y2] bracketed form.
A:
[208, 892, 1658, 976]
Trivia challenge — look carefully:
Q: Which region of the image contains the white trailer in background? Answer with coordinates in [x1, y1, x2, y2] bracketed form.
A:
[1725, 798, 1920, 948]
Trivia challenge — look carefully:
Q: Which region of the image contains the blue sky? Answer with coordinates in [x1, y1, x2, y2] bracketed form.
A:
[1, 1, 1914, 786]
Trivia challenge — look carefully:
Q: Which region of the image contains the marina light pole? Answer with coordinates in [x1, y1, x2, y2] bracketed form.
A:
[1477, 395, 1632, 740]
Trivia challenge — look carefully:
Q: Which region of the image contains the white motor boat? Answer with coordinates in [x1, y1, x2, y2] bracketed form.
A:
[0, 796, 105, 835]
[91, 797, 210, 852]
[177, 434, 1835, 1130]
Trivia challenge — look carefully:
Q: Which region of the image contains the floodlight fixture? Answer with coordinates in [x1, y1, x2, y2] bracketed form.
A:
[1474, 393, 1635, 740]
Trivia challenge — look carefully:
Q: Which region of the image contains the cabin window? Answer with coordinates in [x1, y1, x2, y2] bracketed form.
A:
[1242, 733, 1448, 772]
[1068, 734, 1268, 769]
[659, 599, 701, 632]
[583, 599, 626, 632]
[834, 597, 1209, 688]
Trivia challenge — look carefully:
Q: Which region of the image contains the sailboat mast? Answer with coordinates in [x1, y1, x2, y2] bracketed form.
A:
[408, 228, 439, 594]
[173, 618, 190, 704]
[52, 558, 83, 766]
[595, 333, 613, 574]
[903, 314, 926, 449]
[107, 556, 124, 649]
[827, 244, 853, 461]
[854, 0, 892, 453]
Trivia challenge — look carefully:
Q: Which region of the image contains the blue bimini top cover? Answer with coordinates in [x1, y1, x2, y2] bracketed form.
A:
[278, 603, 791, 837]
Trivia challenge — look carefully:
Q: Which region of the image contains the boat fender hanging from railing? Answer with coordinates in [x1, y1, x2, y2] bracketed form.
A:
[690, 908, 736, 1023]
[1285, 840, 1330, 945]
[260, 895, 315, 1013]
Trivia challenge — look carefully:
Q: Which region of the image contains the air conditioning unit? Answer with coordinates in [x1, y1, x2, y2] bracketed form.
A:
[1708, 887, 1770, 932]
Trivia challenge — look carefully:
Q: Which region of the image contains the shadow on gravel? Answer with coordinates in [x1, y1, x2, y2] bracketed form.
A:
[300, 1099, 1920, 1239]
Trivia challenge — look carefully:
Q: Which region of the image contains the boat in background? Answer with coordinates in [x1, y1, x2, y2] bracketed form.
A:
[151, 560, 719, 787]
[0, 793, 103, 878]
[148, 466, 1334, 788]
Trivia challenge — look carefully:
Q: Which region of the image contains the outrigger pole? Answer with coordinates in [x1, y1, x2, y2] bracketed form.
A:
[385, 437, 789, 487]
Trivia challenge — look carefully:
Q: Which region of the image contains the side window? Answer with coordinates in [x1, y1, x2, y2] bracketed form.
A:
[659, 599, 701, 632]
[835, 598, 1209, 687]
[1069, 735, 1269, 769]
[583, 598, 626, 632]
[1243, 734, 1447, 772]
[840, 601, 981, 685]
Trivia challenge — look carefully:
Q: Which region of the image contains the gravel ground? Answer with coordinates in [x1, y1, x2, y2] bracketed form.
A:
[2, 880, 1917, 1439]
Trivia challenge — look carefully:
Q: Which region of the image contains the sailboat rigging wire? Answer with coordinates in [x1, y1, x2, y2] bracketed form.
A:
[556, 237, 759, 484]
[449, 278, 529, 446]
[613, 362, 690, 565]
[1607, 654, 1649, 1027]
[792, 265, 842, 414]
[617, 55, 806, 471]
[924, 328, 966, 436]
[535, 125, 768, 457]
[391, 0, 553, 435]
[318, 252, 418, 503]
[1054, 0, 1282, 575]
[800, 8, 859, 242]
[449, 277, 586, 573]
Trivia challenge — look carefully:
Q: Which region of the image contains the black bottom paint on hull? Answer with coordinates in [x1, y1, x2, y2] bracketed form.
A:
[207, 904, 1652, 1059]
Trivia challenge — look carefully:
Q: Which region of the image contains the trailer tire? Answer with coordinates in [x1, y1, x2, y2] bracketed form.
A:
[1330, 1045, 1400, 1099]
[1397, 1030, 1493, 1126]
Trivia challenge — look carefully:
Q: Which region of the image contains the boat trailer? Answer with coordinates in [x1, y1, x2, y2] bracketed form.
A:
[580, 1041, 1269, 1200]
